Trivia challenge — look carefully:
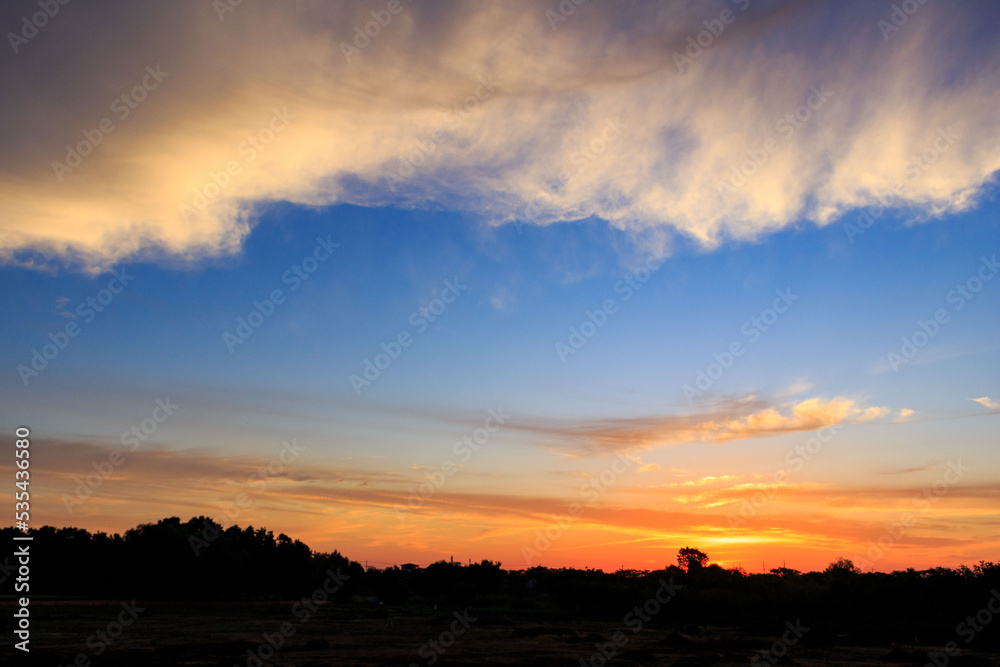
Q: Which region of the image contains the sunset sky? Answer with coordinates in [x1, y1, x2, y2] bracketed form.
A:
[2, 0, 998, 573]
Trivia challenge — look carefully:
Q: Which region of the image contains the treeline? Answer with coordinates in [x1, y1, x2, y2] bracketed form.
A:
[1, 517, 362, 600]
[3, 518, 999, 647]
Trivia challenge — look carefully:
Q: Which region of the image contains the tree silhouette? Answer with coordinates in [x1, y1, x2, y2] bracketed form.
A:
[5, 512, 999, 655]
[676, 546, 709, 572]
[824, 557, 861, 575]
[769, 567, 801, 577]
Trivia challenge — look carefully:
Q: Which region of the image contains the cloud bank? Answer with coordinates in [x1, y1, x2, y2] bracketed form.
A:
[2, 0, 998, 270]
[504, 395, 889, 456]
[11, 436, 995, 570]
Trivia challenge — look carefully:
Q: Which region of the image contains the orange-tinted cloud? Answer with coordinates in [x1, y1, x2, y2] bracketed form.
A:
[502, 395, 890, 455]
[2, 2, 999, 270]
[971, 397, 1000, 412]
[7, 433, 996, 573]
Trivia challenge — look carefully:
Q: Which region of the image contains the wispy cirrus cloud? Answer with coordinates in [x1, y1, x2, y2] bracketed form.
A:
[7, 435, 996, 570]
[971, 396, 1000, 412]
[502, 395, 891, 456]
[1, 1, 999, 271]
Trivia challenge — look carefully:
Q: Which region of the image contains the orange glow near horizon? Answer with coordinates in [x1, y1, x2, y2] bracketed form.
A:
[13, 436, 997, 575]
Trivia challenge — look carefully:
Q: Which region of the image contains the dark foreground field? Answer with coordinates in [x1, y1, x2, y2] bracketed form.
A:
[2, 600, 999, 667]
[4, 523, 999, 665]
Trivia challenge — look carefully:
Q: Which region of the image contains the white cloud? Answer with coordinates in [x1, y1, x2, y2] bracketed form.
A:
[489, 286, 515, 312]
[971, 397, 1000, 412]
[2, 1, 999, 271]
[509, 395, 892, 456]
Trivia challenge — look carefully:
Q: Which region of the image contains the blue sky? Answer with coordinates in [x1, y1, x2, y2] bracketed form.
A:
[4, 196, 998, 569]
[1, 0, 998, 571]
[5, 198, 997, 426]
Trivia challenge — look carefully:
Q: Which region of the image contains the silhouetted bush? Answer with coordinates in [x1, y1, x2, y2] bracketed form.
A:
[4, 519, 999, 651]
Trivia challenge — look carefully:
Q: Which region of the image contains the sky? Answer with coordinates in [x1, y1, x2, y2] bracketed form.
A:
[1, 0, 998, 573]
